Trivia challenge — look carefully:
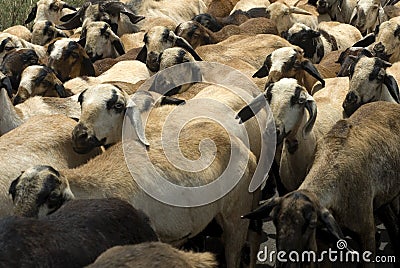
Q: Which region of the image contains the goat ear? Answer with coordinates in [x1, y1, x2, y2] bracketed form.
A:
[113, 40, 126, 56]
[174, 36, 203, 61]
[349, 7, 358, 26]
[1, 76, 13, 98]
[136, 46, 147, 63]
[57, 3, 88, 29]
[253, 65, 269, 78]
[352, 33, 376, 48]
[301, 59, 325, 87]
[160, 96, 186, 106]
[236, 93, 267, 124]
[62, 3, 77, 11]
[384, 74, 400, 103]
[318, 208, 345, 242]
[55, 84, 68, 98]
[9, 175, 21, 202]
[303, 94, 317, 137]
[241, 197, 281, 220]
[126, 99, 150, 147]
[123, 13, 145, 24]
[77, 37, 86, 48]
[81, 56, 95, 77]
[25, 5, 37, 24]
[289, 6, 312, 15]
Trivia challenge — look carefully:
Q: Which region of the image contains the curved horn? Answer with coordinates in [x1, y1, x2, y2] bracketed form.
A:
[303, 94, 317, 138]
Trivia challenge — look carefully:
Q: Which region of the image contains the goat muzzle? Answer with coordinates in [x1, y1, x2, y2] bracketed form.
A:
[72, 124, 105, 154]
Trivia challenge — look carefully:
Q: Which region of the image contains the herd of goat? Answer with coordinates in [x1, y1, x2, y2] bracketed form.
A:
[0, 0, 399, 267]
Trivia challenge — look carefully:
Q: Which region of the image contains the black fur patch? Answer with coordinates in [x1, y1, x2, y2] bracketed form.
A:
[265, 83, 274, 103]
[78, 89, 87, 105]
[36, 173, 61, 207]
[283, 54, 297, 72]
[192, 13, 222, 32]
[106, 89, 118, 110]
[0, 38, 11, 53]
[286, 30, 320, 60]
[290, 86, 303, 106]
[34, 66, 52, 86]
[395, 25, 400, 38]
[175, 49, 188, 64]
[65, 41, 79, 58]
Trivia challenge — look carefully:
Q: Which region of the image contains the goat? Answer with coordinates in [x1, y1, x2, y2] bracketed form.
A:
[58, 0, 145, 36]
[237, 77, 347, 191]
[0, 33, 47, 65]
[265, 2, 317, 35]
[251, 47, 330, 93]
[0, 114, 99, 216]
[7, 114, 259, 268]
[13, 65, 71, 105]
[46, 38, 95, 82]
[282, 22, 362, 63]
[0, 48, 40, 95]
[25, 0, 77, 25]
[316, 0, 357, 23]
[230, 0, 271, 14]
[87, 242, 217, 268]
[31, 20, 68, 46]
[135, 26, 202, 72]
[3, 25, 32, 42]
[0, 198, 158, 267]
[369, 16, 400, 63]
[175, 18, 277, 49]
[243, 101, 400, 261]
[342, 55, 400, 117]
[349, 0, 388, 35]
[78, 21, 126, 62]
[191, 11, 251, 32]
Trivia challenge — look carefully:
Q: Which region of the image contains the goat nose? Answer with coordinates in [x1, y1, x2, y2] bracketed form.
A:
[148, 52, 159, 63]
[73, 124, 89, 140]
[374, 42, 385, 53]
[345, 91, 358, 104]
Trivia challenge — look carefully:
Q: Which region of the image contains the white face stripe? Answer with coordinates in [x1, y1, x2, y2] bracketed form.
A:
[49, 39, 71, 60]
[270, 47, 297, 72]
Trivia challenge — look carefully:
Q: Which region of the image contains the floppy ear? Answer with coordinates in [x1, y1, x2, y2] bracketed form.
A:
[9, 175, 21, 202]
[136, 46, 147, 63]
[77, 37, 86, 48]
[384, 74, 400, 103]
[55, 84, 68, 98]
[57, 3, 88, 29]
[352, 33, 376, 48]
[349, 7, 358, 26]
[25, 5, 37, 24]
[174, 36, 203, 61]
[123, 13, 145, 24]
[236, 93, 267, 124]
[62, 3, 77, 11]
[318, 207, 346, 242]
[301, 59, 325, 87]
[1, 76, 13, 98]
[253, 54, 271, 78]
[113, 40, 126, 56]
[289, 6, 312, 15]
[160, 96, 186, 106]
[241, 197, 282, 220]
[81, 56, 95, 77]
[303, 94, 317, 138]
[126, 99, 150, 147]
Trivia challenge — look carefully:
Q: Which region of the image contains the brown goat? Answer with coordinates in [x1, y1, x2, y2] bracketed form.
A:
[46, 38, 95, 82]
[87, 242, 217, 268]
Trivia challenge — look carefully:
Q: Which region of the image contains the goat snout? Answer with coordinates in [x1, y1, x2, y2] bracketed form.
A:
[146, 52, 161, 72]
[342, 92, 361, 117]
[72, 124, 105, 154]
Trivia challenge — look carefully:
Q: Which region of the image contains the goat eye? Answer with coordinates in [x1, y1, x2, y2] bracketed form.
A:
[298, 97, 306, 104]
[114, 102, 124, 111]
